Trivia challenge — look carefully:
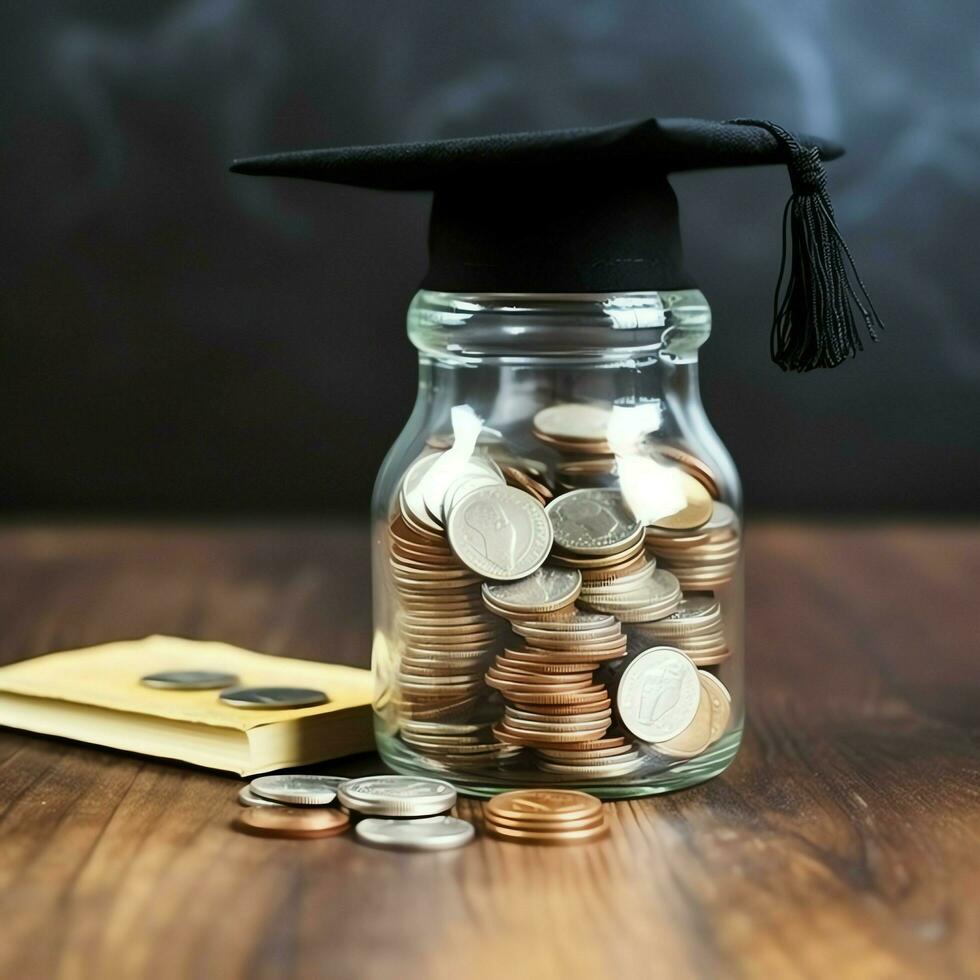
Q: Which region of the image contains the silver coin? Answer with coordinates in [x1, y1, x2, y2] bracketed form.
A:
[141, 670, 239, 690]
[249, 774, 340, 805]
[338, 775, 457, 817]
[400, 453, 443, 532]
[617, 646, 701, 742]
[219, 687, 328, 709]
[482, 567, 582, 614]
[427, 457, 504, 524]
[546, 489, 643, 556]
[447, 485, 552, 581]
[355, 815, 474, 851]
[238, 784, 287, 808]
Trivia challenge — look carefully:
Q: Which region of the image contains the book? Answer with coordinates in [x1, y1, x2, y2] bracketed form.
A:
[0, 635, 375, 776]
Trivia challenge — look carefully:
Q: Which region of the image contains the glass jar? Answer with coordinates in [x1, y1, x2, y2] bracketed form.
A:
[371, 290, 743, 798]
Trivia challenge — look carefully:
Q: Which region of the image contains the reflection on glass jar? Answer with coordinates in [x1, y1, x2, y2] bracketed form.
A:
[371, 290, 743, 799]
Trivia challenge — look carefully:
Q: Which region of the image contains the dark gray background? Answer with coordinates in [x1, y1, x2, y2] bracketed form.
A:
[3, 0, 978, 516]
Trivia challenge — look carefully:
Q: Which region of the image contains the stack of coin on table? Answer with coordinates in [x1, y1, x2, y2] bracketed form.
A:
[484, 789, 608, 844]
[386, 400, 740, 783]
[235, 773, 476, 850]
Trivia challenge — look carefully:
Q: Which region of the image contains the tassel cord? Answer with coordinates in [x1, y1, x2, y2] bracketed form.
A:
[730, 117, 884, 372]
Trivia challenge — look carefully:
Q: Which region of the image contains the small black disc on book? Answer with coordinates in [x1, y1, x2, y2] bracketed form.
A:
[219, 686, 328, 709]
[141, 670, 240, 690]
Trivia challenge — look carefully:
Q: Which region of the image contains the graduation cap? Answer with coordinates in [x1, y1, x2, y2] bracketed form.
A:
[231, 117, 881, 372]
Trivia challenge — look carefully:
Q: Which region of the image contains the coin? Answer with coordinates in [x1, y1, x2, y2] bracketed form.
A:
[249, 774, 341, 806]
[533, 404, 611, 442]
[141, 670, 239, 690]
[486, 822, 609, 845]
[238, 785, 286, 808]
[219, 687, 328, 709]
[645, 472, 713, 530]
[234, 806, 350, 839]
[337, 775, 457, 817]
[546, 489, 643, 556]
[447, 485, 553, 580]
[482, 567, 582, 615]
[698, 671, 732, 744]
[424, 456, 504, 525]
[645, 442, 721, 499]
[650, 678, 714, 759]
[486, 789, 602, 823]
[484, 788, 607, 844]
[617, 646, 701, 742]
[400, 453, 443, 533]
[355, 815, 475, 851]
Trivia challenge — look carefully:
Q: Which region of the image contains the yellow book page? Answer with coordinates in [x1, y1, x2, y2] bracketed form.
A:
[0, 636, 373, 731]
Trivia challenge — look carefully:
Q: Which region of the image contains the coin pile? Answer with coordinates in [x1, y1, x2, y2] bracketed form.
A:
[616, 647, 731, 760]
[484, 605, 624, 748]
[386, 402, 739, 784]
[627, 594, 729, 666]
[644, 501, 740, 590]
[484, 789, 608, 845]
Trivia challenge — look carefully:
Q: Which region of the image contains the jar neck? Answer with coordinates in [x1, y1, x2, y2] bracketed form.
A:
[407, 289, 711, 367]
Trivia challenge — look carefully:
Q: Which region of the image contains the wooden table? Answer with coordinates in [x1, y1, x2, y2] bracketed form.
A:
[0, 523, 977, 979]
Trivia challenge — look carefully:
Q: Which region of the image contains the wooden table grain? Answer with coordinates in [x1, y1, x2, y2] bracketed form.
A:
[0, 522, 977, 980]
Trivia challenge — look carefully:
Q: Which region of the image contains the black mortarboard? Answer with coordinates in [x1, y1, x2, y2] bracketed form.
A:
[231, 117, 881, 372]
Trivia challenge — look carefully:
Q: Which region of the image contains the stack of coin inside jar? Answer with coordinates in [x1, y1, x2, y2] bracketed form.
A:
[382, 402, 740, 787]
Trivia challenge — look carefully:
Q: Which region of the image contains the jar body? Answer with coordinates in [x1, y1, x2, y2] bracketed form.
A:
[371, 290, 743, 798]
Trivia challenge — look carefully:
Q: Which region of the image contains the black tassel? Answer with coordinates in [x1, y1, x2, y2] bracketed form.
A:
[730, 118, 883, 372]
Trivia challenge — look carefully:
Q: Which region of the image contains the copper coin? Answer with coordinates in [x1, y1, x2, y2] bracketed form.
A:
[486, 820, 609, 845]
[235, 807, 350, 839]
[486, 811, 605, 832]
[486, 788, 602, 822]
